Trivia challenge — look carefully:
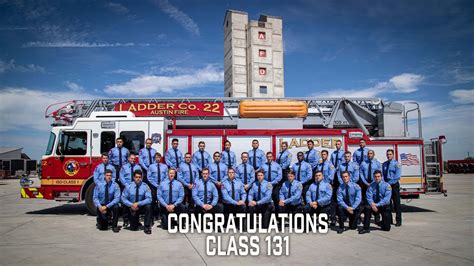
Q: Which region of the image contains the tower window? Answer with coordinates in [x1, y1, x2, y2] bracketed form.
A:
[258, 32, 266, 40]
[259, 49, 266, 57]
[259, 86, 268, 94]
[259, 68, 267, 75]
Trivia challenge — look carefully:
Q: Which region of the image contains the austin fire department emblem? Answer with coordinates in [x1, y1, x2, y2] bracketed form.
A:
[151, 133, 162, 144]
[63, 160, 80, 176]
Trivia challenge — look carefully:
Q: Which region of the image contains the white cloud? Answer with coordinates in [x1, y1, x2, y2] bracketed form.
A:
[23, 41, 149, 48]
[65, 81, 84, 92]
[105, 65, 223, 96]
[388, 73, 425, 93]
[108, 69, 141, 76]
[107, 2, 129, 15]
[157, 0, 200, 36]
[450, 89, 474, 104]
[0, 26, 33, 31]
[0, 59, 45, 73]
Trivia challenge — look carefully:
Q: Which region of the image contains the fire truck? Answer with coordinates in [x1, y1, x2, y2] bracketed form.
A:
[20, 97, 446, 215]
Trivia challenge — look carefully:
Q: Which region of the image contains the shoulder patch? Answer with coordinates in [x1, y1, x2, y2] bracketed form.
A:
[267, 183, 272, 189]
[355, 184, 361, 189]
[396, 162, 401, 168]
[288, 153, 292, 158]
[354, 164, 359, 170]
[328, 184, 333, 189]
[299, 183, 303, 190]
[330, 165, 335, 170]
[387, 185, 392, 190]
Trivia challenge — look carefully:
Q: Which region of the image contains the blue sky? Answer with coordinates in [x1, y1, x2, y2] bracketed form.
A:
[0, 0, 473, 160]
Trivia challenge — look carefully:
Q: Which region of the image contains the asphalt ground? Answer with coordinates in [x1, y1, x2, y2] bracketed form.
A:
[0, 174, 472, 265]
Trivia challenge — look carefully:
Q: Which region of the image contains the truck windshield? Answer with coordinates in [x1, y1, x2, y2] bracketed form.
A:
[45, 132, 56, 155]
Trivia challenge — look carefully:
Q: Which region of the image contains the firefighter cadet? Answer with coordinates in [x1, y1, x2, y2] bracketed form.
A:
[305, 139, 320, 171]
[360, 170, 392, 234]
[208, 152, 228, 201]
[177, 153, 199, 211]
[291, 152, 313, 203]
[93, 169, 121, 232]
[382, 149, 402, 226]
[337, 171, 362, 234]
[221, 140, 237, 169]
[121, 171, 153, 234]
[221, 168, 247, 228]
[93, 153, 116, 185]
[337, 152, 360, 184]
[330, 140, 345, 226]
[120, 152, 142, 189]
[192, 141, 211, 174]
[247, 170, 274, 229]
[360, 150, 382, 204]
[249, 139, 265, 171]
[157, 168, 186, 230]
[278, 170, 303, 216]
[263, 152, 283, 208]
[192, 168, 224, 214]
[304, 171, 332, 219]
[147, 153, 168, 219]
[276, 141, 292, 183]
[316, 150, 336, 184]
[109, 137, 129, 182]
[138, 138, 157, 179]
[353, 139, 369, 165]
[236, 152, 255, 192]
[165, 138, 184, 169]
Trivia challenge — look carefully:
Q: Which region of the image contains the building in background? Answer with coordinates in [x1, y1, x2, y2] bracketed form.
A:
[0, 147, 37, 178]
[224, 10, 284, 98]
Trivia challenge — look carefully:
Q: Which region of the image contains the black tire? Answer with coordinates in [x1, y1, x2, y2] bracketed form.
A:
[85, 183, 97, 216]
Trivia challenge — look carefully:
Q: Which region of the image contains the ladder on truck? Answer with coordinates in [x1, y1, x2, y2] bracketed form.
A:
[424, 138, 447, 195]
[44, 97, 420, 138]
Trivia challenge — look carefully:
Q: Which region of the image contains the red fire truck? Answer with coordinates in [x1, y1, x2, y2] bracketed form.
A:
[20, 97, 446, 214]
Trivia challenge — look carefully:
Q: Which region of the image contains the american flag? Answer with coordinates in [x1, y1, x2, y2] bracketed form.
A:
[400, 153, 419, 166]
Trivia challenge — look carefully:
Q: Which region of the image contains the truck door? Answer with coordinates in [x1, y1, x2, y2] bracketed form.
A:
[118, 121, 147, 154]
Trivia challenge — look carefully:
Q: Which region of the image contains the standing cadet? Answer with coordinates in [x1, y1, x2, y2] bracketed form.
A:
[221, 140, 237, 169]
[276, 141, 292, 183]
[304, 171, 332, 219]
[382, 149, 402, 226]
[305, 139, 320, 171]
[291, 152, 313, 203]
[248, 139, 265, 171]
[192, 168, 224, 214]
[279, 170, 303, 216]
[248, 170, 274, 229]
[316, 150, 336, 184]
[208, 152, 228, 196]
[148, 153, 168, 219]
[192, 141, 211, 175]
[109, 137, 129, 183]
[93, 169, 121, 232]
[138, 138, 156, 181]
[360, 170, 392, 234]
[236, 152, 255, 192]
[120, 152, 142, 189]
[337, 152, 360, 184]
[336, 171, 362, 234]
[360, 150, 382, 203]
[178, 153, 199, 211]
[330, 140, 345, 225]
[353, 139, 369, 165]
[221, 168, 247, 228]
[157, 168, 186, 230]
[121, 171, 153, 234]
[262, 152, 283, 208]
[93, 153, 116, 185]
[165, 138, 184, 169]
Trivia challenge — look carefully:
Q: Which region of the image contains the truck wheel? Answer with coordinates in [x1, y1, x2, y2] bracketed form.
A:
[84, 183, 97, 216]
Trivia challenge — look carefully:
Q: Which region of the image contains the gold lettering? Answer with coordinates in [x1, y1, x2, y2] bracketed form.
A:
[178, 103, 187, 109]
[321, 138, 331, 148]
[148, 103, 157, 110]
[128, 104, 136, 112]
[166, 103, 175, 109]
[137, 103, 146, 111]
[289, 138, 299, 148]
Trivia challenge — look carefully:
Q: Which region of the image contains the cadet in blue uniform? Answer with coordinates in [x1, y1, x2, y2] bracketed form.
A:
[157, 168, 187, 230]
[337, 152, 360, 184]
[305, 139, 320, 170]
[209, 152, 228, 202]
[360, 170, 392, 234]
[93, 153, 116, 185]
[304, 171, 332, 218]
[337, 171, 362, 234]
[93, 169, 121, 232]
[330, 140, 345, 225]
[178, 153, 199, 210]
[279, 170, 303, 216]
[262, 152, 283, 208]
[291, 152, 313, 203]
[276, 141, 292, 183]
[360, 150, 382, 204]
[120, 152, 142, 188]
[382, 149, 402, 226]
[248, 170, 274, 229]
[108, 137, 129, 183]
[353, 139, 369, 165]
[193, 168, 224, 214]
[248, 139, 265, 171]
[316, 150, 336, 184]
[236, 152, 255, 192]
[165, 138, 184, 169]
[138, 138, 157, 181]
[121, 171, 153, 234]
[192, 141, 211, 174]
[221, 168, 247, 228]
[221, 140, 237, 169]
[148, 153, 168, 218]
